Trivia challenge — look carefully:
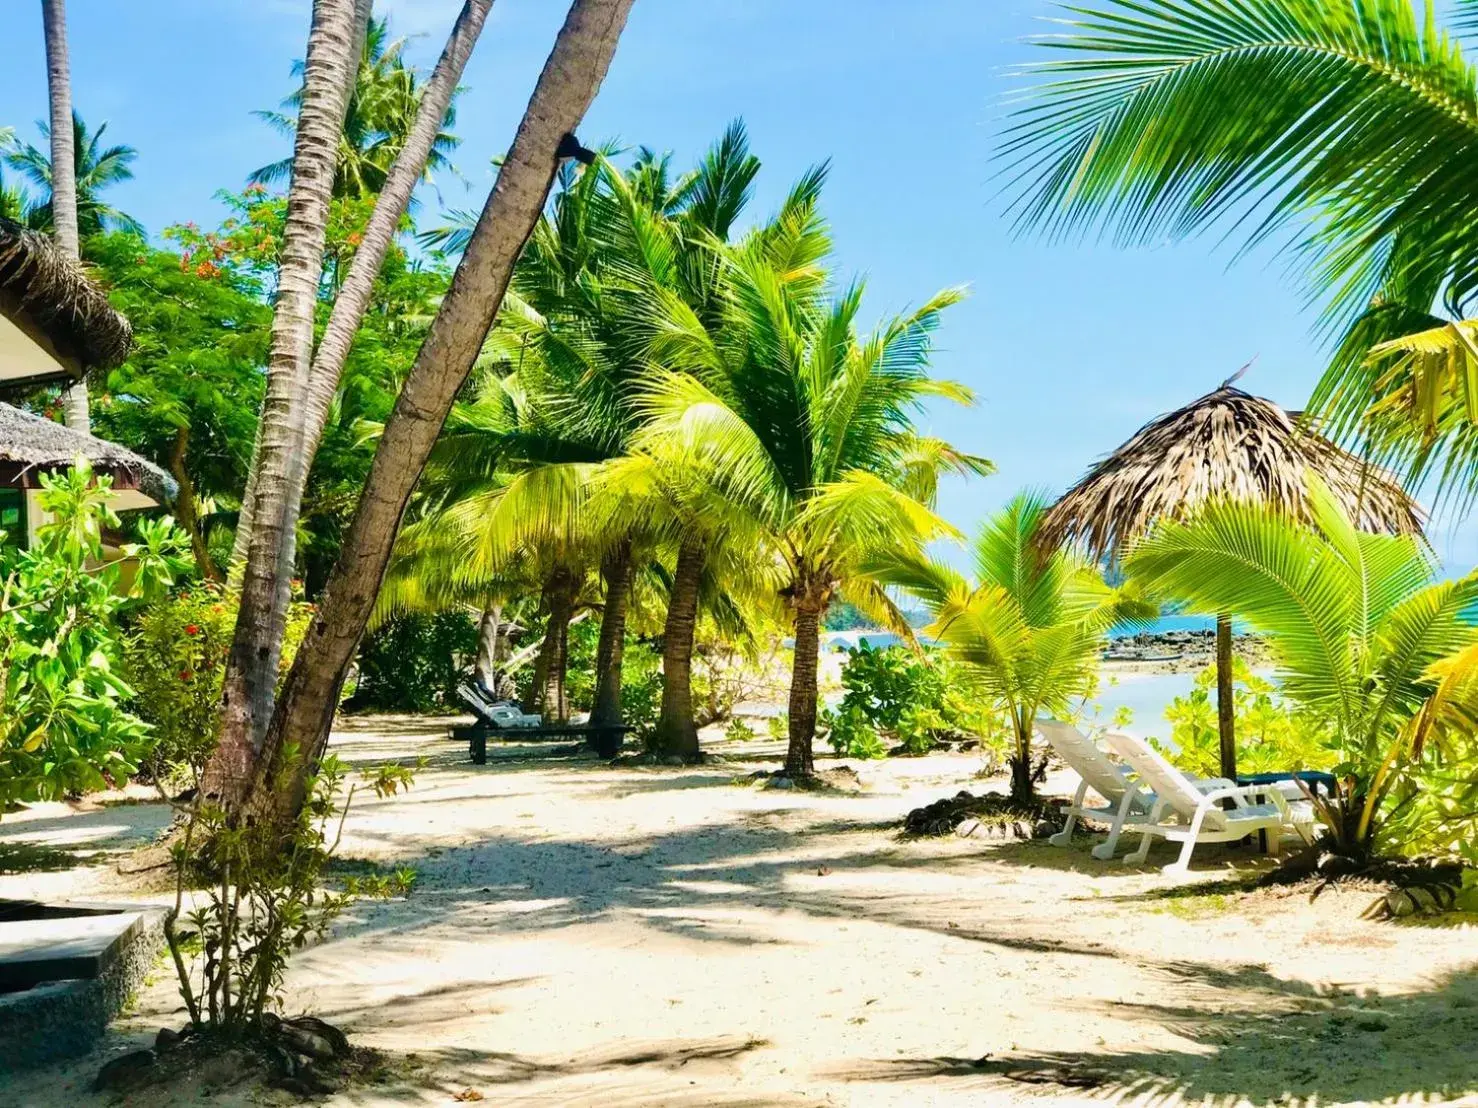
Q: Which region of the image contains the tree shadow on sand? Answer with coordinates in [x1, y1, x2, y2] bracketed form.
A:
[826, 962, 1478, 1106]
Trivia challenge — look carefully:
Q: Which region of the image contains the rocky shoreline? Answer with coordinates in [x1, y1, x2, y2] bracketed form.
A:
[1102, 629, 1272, 676]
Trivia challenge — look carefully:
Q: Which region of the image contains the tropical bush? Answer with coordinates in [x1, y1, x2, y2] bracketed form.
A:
[1152, 659, 1334, 780]
[724, 717, 757, 743]
[126, 582, 312, 776]
[1127, 479, 1478, 859]
[828, 643, 996, 757]
[166, 754, 414, 1036]
[823, 703, 887, 760]
[878, 493, 1154, 798]
[353, 610, 479, 713]
[0, 464, 189, 808]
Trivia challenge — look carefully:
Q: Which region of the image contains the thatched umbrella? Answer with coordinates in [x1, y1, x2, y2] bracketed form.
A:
[1040, 383, 1423, 779]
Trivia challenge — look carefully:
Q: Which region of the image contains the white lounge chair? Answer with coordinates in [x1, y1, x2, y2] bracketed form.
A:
[1036, 720, 1231, 860]
[1103, 730, 1294, 876]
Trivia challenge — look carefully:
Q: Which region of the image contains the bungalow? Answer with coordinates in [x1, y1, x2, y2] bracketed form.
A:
[0, 217, 173, 544]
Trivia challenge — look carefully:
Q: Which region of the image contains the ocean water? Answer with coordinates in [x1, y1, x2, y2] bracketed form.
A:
[822, 616, 1227, 738]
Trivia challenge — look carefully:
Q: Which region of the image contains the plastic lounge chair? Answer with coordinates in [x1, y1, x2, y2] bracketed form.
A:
[456, 681, 540, 728]
[1103, 731, 1293, 876]
[1036, 720, 1231, 860]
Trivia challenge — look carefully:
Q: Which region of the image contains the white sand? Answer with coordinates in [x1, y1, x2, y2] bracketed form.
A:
[3, 714, 1478, 1107]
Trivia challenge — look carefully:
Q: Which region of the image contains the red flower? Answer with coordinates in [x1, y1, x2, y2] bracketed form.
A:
[179, 670, 193, 682]
[184, 624, 200, 636]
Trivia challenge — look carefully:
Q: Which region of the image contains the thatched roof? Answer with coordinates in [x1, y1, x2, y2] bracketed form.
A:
[0, 402, 175, 505]
[1040, 386, 1423, 559]
[0, 218, 132, 372]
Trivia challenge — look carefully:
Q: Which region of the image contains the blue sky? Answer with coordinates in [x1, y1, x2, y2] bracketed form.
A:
[5, 0, 1475, 571]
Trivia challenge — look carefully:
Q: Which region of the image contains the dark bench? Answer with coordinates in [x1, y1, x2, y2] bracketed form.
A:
[454, 723, 634, 764]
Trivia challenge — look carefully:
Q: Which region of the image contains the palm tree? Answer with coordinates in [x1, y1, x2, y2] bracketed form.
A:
[877, 493, 1151, 800]
[0, 167, 33, 224]
[1125, 477, 1478, 858]
[208, 0, 373, 805]
[38, 1, 90, 433]
[1005, 0, 1478, 498]
[6, 111, 144, 239]
[639, 230, 987, 777]
[251, 15, 462, 200]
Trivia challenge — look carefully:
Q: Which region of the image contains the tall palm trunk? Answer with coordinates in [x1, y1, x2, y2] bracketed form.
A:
[590, 538, 633, 750]
[227, 0, 492, 582]
[207, 0, 370, 806]
[653, 536, 704, 760]
[784, 600, 824, 779]
[273, 0, 494, 611]
[40, 0, 88, 431]
[1216, 611, 1237, 780]
[526, 567, 577, 722]
[474, 602, 503, 692]
[243, 0, 636, 827]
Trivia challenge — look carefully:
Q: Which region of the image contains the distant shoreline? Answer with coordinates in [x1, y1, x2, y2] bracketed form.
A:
[822, 626, 1270, 678]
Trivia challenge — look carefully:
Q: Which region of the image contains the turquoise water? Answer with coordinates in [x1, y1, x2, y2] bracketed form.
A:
[824, 617, 1223, 738]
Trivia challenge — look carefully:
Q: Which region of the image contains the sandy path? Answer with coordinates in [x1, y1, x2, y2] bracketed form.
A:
[4, 716, 1478, 1106]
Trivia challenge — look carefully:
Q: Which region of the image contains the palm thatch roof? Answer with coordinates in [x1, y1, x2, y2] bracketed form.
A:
[1040, 386, 1423, 559]
[0, 402, 175, 505]
[0, 218, 132, 372]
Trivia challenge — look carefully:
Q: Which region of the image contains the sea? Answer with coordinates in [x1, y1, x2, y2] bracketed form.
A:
[822, 614, 1230, 739]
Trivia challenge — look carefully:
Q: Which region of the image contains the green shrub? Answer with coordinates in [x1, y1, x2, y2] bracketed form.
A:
[1152, 659, 1335, 779]
[725, 717, 757, 742]
[1, 464, 189, 806]
[832, 643, 998, 756]
[766, 714, 788, 740]
[166, 755, 414, 1035]
[125, 583, 312, 776]
[354, 610, 479, 713]
[823, 703, 888, 759]
[619, 638, 663, 740]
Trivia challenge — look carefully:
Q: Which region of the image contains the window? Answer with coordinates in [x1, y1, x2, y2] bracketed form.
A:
[0, 487, 26, 549]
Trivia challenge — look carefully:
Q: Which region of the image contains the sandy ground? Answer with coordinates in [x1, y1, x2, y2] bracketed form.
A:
[3, 716, 1478, 1107]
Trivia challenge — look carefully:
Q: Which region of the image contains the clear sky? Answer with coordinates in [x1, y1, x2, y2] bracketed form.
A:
[5, 0, 1474, 572]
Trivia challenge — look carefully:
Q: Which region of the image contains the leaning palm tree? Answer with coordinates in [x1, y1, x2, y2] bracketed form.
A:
[639, 236, 988, 777]
[1005, 0, 1478, 498]
[877, 492, 1152, 800]
[1125, 477, 1478, 859]
[6, 111, 144, 239]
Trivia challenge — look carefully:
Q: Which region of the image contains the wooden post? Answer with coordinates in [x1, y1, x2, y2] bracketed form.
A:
[1216, 612, 1237, 781]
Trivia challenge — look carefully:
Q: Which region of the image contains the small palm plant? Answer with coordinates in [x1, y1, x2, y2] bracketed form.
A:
[877, 493, 1152, 800]
[1125, 479, 1478, 859]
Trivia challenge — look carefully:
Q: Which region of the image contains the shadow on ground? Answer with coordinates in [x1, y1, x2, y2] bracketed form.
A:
[827, 963, 1478, 1106]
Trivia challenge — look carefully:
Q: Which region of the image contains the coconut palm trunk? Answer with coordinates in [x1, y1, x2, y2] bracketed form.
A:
[1008, 709, 1035, 801]
[590, 538, 633, 749]
[227, 0, 490, 583]
[40, 0, 89, 431]
[653, 536, 704, 760]
[1216, 612, 1237, 780]
[241, 0, 636, 826]
[208, 0, 371, 806]
[784, 598, 824, 779]
[274, 0, 494, 594]
[526, 567, 577, 722]
[474, 602, 503, 691]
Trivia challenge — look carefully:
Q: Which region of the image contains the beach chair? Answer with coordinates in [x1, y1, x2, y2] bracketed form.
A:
[1036, 720, 1231, 860]
[1103, 730, 1293, 876]
[456, 681, 541, 729]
